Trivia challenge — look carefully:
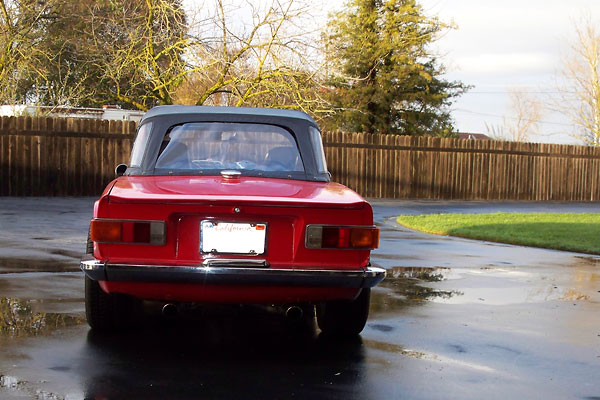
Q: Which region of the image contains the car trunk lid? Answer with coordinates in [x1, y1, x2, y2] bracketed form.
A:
[107, 175, 367, 209]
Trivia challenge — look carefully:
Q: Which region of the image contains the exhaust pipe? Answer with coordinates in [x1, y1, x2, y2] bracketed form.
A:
[285, 306, 304, 321]
[162, 303, 178, 317]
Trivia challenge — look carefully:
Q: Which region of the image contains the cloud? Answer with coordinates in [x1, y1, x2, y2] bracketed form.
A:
[453, 52, 557, 76]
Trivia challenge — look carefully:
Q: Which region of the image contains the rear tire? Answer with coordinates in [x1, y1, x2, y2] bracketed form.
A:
[317, 288, 371, 337]
[85, 276, 137, 332]
[86, 229, 94, 255]
[84, 228, 137, 332]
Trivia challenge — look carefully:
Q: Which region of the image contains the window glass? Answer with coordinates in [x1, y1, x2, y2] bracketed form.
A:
[309, 127, 328, 174]
[130, 122, 152, 167]
[155, 123, 304, 172]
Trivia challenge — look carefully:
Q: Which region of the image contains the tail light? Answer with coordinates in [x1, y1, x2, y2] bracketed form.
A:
[305, 225, 379, 250]
[90, 219, 166, 245]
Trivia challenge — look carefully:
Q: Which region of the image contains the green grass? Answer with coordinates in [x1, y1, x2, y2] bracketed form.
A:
[396, 213, 600, 255]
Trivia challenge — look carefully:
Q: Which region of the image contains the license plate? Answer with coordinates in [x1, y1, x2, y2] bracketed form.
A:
[201, 221, 267, 255]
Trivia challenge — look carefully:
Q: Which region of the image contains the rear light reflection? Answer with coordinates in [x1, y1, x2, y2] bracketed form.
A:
[90, 219, 165, 245]
[305, 225, 379, 250]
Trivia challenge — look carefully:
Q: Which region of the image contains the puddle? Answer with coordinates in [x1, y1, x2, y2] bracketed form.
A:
[0, 374, 21, 389]
[363, 339, 426, 359]
[0, 374, 66, 400]
[370, 323, 395, 332]
[575, 256, 600, 266]
[384, 266, 451, 282]
[371, 266, 463, 315]
[0, 297, 85, 338]
[48, 249, 81, 259]
[363, 339, 501, 374]
[372, 253, 424, 261]
[0, 258, 79, 274]
[423, 263, 600, 306]
[378, 277, 461, 302]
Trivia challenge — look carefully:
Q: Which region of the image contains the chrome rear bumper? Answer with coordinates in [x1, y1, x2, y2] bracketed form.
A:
[80, 257, 386, 289]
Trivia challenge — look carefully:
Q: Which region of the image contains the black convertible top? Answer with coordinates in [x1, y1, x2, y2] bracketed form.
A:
[141, 105, 317, 125]
[128, 105, 329, 182]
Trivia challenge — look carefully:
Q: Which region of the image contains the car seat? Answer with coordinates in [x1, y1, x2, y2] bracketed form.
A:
[264, 146, 301, 171]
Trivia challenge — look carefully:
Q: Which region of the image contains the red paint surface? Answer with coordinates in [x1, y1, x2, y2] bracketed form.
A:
[102, 281, 360, 303]
[108, 175, 366, 207]
[93, 175, 375, 303]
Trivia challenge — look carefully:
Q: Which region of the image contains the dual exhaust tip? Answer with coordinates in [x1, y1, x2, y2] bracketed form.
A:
[161, 303, 304, 320]
[285, 305, 304, 321]
[162, 303, 178, 317]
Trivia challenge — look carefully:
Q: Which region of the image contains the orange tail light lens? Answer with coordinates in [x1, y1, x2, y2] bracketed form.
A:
[350, 227, 380, 248]
[90, 219, 165, 245]
[305, 225, 379, 249]
[90, 220, 122, 242]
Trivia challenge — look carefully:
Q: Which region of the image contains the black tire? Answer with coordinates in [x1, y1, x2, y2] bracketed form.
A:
[317, 288, 371, 337]
[84, 228, 137, 331]
[85, 275, 138, 331]
[86, 228, 93, 255]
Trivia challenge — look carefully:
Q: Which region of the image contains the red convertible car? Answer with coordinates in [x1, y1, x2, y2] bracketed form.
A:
[81, 106, 385, 336]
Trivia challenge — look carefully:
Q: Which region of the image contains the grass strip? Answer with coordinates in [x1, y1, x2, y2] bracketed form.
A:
[396, 212, 600, 255]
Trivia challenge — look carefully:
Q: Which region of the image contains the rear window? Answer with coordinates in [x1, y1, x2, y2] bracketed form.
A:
[309, 127, 328, 174]
[155, 122, 304, 173]
[130, 122, 152, 168]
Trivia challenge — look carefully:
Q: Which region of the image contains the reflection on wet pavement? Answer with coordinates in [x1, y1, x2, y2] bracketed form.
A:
[370, 266, 463, 316]
[421, 260, 600, 306]
[363, 339, 504, 374]
[0, 375, 20, 390]
[1, 314, 371, 400]
[372, 215, 600, 308]
[370, 260, 600, 309]
[0, 258, 79, 274]
[0, 297, 85, 338]
[1, 373, 69, 400]
[82, 326, 358, 400]
[385, 266, 449, 281]
[362, 339, 425, 358]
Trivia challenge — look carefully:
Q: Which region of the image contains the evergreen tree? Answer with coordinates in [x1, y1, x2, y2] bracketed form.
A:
[322, 0, 468, 136]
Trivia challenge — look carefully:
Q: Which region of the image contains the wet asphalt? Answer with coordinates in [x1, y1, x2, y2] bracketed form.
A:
[0, 198, 599, 399]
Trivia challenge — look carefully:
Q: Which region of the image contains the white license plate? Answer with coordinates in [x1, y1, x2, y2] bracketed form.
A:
[201, 221, 267, 255]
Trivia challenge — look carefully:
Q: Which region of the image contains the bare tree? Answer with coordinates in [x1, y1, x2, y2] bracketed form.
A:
[554, 15, 600, 146]
[174, 0, 332, 118]
[485, 88, 543, 142]
[77, 0, 332, 117]
[0, 0, 57, 103]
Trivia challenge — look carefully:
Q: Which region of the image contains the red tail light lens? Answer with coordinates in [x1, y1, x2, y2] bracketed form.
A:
[305, 225, 379, 249]
[90, 219, 165, 245]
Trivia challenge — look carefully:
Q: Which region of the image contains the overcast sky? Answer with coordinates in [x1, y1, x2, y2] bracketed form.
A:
[409, 0, 600, 144]
[316, 0, 600, 144]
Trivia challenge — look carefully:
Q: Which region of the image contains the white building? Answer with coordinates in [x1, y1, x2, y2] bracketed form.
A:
[0, 105, 145, 123]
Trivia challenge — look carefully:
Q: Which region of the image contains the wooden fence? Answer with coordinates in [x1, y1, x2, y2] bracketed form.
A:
[322, 132, 600, 201]
[0, 116, 135, 196]
[1, 116, 600, 200]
